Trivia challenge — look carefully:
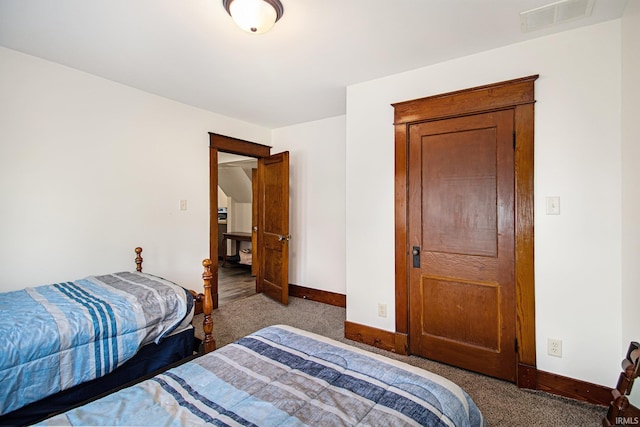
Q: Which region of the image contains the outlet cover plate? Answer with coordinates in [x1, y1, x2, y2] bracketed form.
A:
[548, 338, 562, 357]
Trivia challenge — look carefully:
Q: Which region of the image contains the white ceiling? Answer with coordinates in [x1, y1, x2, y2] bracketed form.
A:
[0, 0, 630, 128]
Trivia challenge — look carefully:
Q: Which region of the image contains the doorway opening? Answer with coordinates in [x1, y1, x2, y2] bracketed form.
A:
[209, 133, 291, 309]
[217, 152, 257, 306]
[209, 133, 271, 309]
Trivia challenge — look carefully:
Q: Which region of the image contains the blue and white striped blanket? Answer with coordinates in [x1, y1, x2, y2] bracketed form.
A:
[40, 325, 485, 426]
[0, 272, 190, 416]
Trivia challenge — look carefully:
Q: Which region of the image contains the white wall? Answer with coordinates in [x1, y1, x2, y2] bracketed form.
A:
[621, 1, 640, 405]
[272, 116, 346, 295]
[0, 46, 270, 292]
[345, 21, 626, 386]
[228, 200, 252, 233]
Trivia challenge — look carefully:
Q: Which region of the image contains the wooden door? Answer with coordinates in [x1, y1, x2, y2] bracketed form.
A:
[256, 152, 290, 305]
[408, 109, 516, 381]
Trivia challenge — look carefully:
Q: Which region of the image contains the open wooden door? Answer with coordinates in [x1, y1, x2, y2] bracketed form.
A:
[251, 168, 259, 277]
[256, 151, 290, 305]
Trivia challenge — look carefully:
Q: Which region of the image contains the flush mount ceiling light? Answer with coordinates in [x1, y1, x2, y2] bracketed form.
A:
[222, 0, 284, 34]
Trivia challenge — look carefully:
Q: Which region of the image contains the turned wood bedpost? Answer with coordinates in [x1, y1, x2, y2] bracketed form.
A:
[202, 258, 216, 353]
[135, 247, 143, 272]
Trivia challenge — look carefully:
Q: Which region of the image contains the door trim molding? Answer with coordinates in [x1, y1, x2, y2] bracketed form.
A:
[209, 133, 272, 309]
[392, 75, 538, 387]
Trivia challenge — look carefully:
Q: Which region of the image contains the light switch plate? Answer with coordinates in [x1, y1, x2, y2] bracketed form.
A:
[377, 303, 387, 318]
[546, 196, 560, 215]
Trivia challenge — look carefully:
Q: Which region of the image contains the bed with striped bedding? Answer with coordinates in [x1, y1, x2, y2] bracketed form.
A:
[39, 325, 485, 426]
[0, 271, 192, 417]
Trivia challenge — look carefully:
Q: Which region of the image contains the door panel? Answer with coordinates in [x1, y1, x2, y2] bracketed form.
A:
[257, 152, 289, 305]
[422, 128, 497, 257]
[409, 110, 516, 381]
[422, 277, 499, 349]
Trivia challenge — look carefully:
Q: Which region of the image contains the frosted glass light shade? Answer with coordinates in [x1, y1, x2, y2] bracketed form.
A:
[225, 0, 283, 34]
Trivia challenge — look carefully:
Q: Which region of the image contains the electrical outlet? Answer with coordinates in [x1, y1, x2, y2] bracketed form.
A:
[377, 303, 387, 318]
[548, 338, 562, 357]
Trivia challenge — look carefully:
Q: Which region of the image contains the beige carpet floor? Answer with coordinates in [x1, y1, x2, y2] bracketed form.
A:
[193, 293, 607, 426]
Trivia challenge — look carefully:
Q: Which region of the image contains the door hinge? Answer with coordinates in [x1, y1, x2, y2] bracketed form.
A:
[515, 338, 519, 353]
[513, 131, 516, 150]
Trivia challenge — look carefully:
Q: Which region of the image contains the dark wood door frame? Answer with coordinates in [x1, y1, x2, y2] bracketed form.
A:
[392, 75, 538, 388]
[209, 132, 271, 309]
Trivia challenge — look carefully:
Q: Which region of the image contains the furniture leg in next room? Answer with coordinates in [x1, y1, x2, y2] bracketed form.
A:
[221, 231, 252, 266]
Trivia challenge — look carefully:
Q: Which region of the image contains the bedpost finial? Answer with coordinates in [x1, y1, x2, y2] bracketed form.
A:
[202, 259, 213, 281]
[135, 247, 143, 272]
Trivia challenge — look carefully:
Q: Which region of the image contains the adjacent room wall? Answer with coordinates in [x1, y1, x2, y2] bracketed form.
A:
[0, 46, 270, 292]
[345, 20, 627, 387]
[271, 116, 347, 295]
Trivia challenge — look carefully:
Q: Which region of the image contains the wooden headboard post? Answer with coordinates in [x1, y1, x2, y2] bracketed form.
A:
[135, 247, 143, 272]
[202, 258, 216, 353]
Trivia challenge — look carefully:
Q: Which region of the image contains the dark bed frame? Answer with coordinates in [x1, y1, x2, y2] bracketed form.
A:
[0, 248, 216, 426]
[603, 341, 640, 427]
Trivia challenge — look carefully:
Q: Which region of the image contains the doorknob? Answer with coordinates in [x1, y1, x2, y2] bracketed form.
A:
[412, 246, 420, 268]
[277, 234, 292, 242]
